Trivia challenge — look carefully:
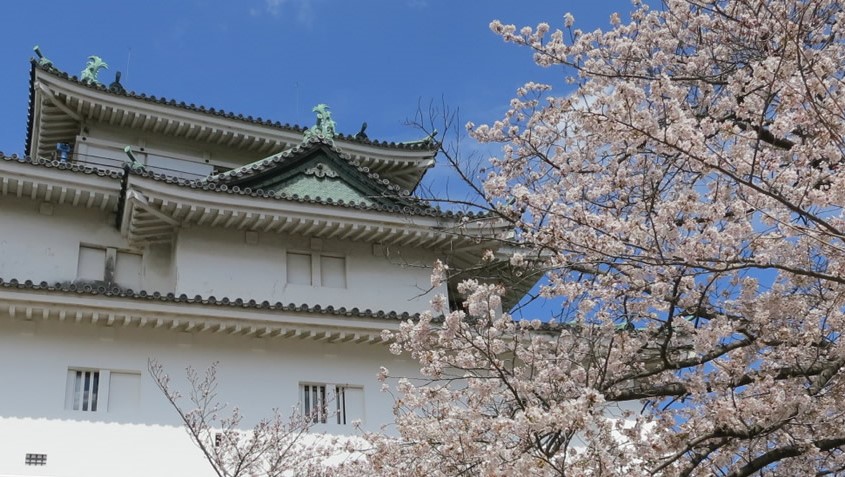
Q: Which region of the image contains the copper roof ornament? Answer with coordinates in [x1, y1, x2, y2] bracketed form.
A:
[123, 146, 146, 173]
[80, 56, 108, 86]
[303, 103, 337, 142]
[32, 45, 52, 68]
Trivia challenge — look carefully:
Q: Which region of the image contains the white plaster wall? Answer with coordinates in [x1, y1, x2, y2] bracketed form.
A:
[0, 197, 173, 292]
[82, 124, 269, 176]
[0, 318, 418, 477]
[0, 197, 123, 283]
[0, 195, 447, 314]
[175, 226, 448, 313]
[72, 141, 125, 173]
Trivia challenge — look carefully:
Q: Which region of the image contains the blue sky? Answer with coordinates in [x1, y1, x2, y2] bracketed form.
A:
[0, 1, 627, 155]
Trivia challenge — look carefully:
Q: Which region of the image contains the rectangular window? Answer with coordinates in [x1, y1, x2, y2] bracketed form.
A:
[301, 383, 362, 425]
[65, 368, 141, 414]
[287, 252, 313, 285]
[107, 371, 141, 412]
[76, 245, 143, 289]
[67, 369, 100, 411]
[287, 252, 347, 288]
[340, 386, 364, 425]
[320, 255, 347, 288]
[302, 384, 327, 423]
[77, 246, 106, 281]
[336, 385, 347, 425]
[115, 251, 143, 290]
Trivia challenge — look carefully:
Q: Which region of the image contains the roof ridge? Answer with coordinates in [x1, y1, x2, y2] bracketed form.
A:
[30, 61, 438, 152]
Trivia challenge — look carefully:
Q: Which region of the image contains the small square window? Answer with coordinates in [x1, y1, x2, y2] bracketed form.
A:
[25, 453, 47, 466]
[77, 246, 106, 281]
[108, 371, 141, 412]
[286, 252, 312, 285]
[115, 251, 142, 290]
[320, 255, 346, 288]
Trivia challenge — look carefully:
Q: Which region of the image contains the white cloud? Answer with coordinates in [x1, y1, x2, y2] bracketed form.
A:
[265, 0, 285, 15]
[261, 0, 315, 26]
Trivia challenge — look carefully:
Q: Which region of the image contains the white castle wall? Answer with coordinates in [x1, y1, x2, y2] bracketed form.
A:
[174, 226, 445, 313]
[0, 196, 447, 314]
[0, 129, 451, 477]
[0, 318, 418, 477]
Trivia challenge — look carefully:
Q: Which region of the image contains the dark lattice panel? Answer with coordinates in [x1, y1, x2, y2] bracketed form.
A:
[25, 453, 47, 465]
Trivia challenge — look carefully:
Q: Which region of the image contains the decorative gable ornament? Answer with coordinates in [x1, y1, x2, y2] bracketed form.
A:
[199, 138, 416, 207]
[304, 163, 338, 179]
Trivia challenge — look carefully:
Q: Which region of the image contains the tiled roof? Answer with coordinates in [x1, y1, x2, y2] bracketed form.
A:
[0, 152, 484, 219]
[0, 152, 123, 179]
[205, 136, 413, 196]
[128, 166, 485, 219]
[0, 278, 419, 321]
[27, 61, 439, 155]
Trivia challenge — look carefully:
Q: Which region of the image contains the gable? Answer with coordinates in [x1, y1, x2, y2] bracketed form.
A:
[276, 163, 377, 206]
[213, 142, 410, 207]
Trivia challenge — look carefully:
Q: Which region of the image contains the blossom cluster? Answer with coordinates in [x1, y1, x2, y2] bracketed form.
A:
[378, 1, 845, 475]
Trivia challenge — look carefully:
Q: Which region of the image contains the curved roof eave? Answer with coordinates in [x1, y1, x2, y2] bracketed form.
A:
[26, 62, 437, 188]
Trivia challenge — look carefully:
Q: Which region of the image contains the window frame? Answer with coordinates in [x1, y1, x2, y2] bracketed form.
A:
[76, 244, 143, 289]
[64, 367, 141, 414]
[301, 383, 328, 424]
[299, 382, 362, 425]
[285, 251, 347, 289]
[66, 368, 109, 413]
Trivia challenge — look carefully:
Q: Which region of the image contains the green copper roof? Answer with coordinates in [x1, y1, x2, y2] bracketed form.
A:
[203, 137, 413, 207]
[302, 104, 337, 141]
[277, 168, 375, 206]
[244, 150, 381, 205]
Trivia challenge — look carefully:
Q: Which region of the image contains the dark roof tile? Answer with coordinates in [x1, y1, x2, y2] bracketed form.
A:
[204, 136, 411, 199]
[126, 162, 483, 219]
[0, 153, 124, 179]
[0, 277, 418, 321]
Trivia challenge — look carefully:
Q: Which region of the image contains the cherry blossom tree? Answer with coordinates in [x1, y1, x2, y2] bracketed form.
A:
[375, 1, 845, 475]
[148, 360, 371, 477]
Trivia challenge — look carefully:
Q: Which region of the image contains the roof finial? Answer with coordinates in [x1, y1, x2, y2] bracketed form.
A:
[80, 56, 108, 86]
[303, 103, 337, 142]
[33, 45, 53, 68]
[355, 121, 368, 140]
[109, 71, 125, 94]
